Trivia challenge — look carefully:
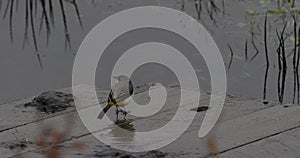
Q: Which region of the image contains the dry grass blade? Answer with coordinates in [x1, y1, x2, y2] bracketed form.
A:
[9, 0, 14, 43]
[48, 0, 54, 27]
[59, 0, 71, 50]
[248, 13, 260, 62]
[292, 12, 297, 103]
[2, 0, 10, 18]
[221, 0, 225, 14]
[2, 0, 83, 58]
[263, 12, 269, 100]
[180, 0, 184, 11]
[194, 0, 202, 20]
[276, 30, 282, 103]
[280, 24, 287, 104]
[29, 0, 38, 52]
[39, 0, 51, 44]
[227, 44, 234, 70]
[209, 0, 221, 12]
[72, 0, 83, 29]
[249, 40, 259, 62]
[244, 40, 248, 61]
[264, 12, 269, 67]
[297, 26, 300, 104]
[30, 0, 43, 69]
[275, 22, 288, 104]
[0, 0, 3, 10]
[23, 0, 29, 48]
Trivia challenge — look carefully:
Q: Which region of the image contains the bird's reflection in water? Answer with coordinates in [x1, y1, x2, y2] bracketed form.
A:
[109, 119, 135, 142]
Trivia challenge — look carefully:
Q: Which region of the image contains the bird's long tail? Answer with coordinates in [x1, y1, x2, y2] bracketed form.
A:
[97, 104, 111, 119]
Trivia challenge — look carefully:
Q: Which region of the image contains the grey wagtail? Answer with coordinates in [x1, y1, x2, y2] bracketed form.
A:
[97, 75, 134, 120]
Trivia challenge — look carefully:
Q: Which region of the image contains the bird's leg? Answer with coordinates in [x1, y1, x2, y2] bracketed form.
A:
[115, 105, 119, 120]
[120, 107, 128, 120]
[123, 111, 128, 120]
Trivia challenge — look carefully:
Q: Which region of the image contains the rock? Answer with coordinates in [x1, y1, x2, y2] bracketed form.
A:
[24, 91, 74, 113]
[262, 100, 269, 104]
[190, 106, 209, 112]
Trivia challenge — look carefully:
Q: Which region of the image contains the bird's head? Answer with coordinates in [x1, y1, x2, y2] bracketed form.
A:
[113, 75, 130, 82]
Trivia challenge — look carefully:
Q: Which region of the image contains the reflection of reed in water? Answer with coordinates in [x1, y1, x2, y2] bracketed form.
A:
[227, 44, 233, 70]
[276, 23, 287, 104]
[246, 0, 300, 103]
[0, 0, 83, 67]
[291, 12, 300, 104]
[110, 119, 135, 142]
[297, 25, 300, 104]
[181, 0, 224, 22]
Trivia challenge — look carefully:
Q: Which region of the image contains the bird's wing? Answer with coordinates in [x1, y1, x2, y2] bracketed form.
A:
[111, 80, 133, 103]
[107, 90, 115, 103]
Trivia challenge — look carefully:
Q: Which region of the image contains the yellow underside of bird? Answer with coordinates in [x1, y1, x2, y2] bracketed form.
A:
[108, 97, 131, 107]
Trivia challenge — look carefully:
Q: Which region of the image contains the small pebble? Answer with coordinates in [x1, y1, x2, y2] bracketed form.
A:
[262, 100, 269, 104]
[190, 106, 209, 112]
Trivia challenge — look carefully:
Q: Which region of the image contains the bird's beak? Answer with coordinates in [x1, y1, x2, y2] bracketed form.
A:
[113, 76, 118, 80]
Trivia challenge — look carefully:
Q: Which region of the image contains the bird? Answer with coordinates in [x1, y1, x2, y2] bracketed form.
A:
[97, 75, 134, 120]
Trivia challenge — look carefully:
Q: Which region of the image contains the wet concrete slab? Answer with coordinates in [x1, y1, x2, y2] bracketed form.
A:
[219, 126, 300, 158]
[0, 84, 299, 157]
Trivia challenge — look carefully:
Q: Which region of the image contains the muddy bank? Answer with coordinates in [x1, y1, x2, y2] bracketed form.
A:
[23, 91, 74, 113]
[92, 149, 175, 158]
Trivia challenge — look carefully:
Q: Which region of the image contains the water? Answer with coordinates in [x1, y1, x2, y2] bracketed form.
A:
[0, 0, 299, 104]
